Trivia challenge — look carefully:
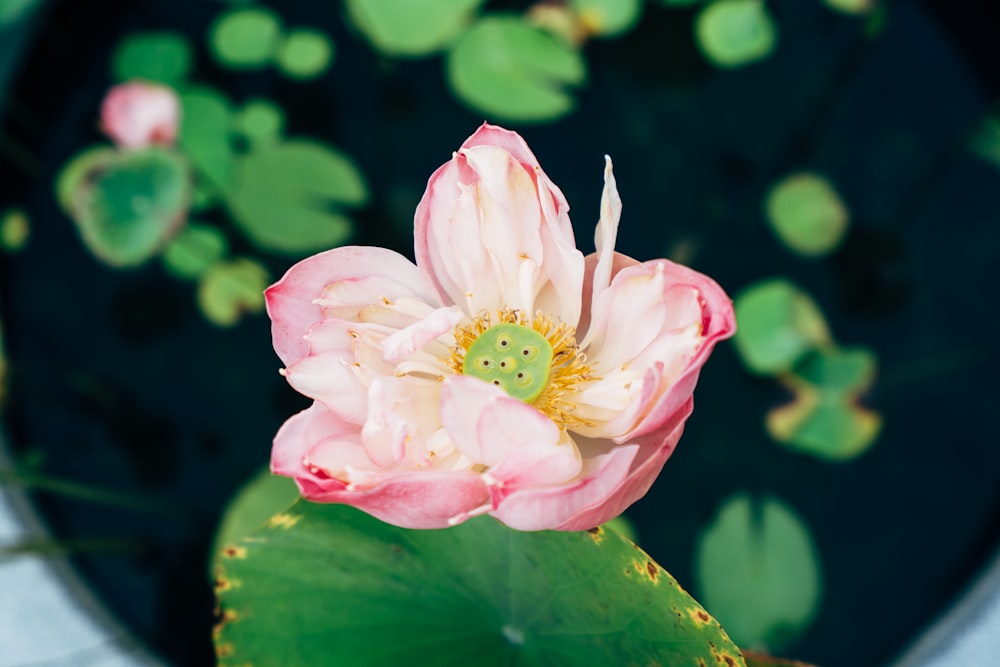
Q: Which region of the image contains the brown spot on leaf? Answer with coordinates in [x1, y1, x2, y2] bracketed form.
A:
[221, 545, 247, 559]
[216, 643, 234, 658]
[645, 561, 658, 581]
[587, 526, 604, 543]
[213, 608, 240, 640]
[214, 576, 232, 594]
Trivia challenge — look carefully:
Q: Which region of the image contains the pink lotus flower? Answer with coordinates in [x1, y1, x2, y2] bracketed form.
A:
[266, 124, 735, 531]
[100, 81, 180, 149]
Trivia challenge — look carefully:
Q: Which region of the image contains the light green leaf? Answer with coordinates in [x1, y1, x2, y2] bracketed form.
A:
[696, 494, 822, 651]
[111, 32, 193, 85]
[225, 140, 367, 255]
[209, 7, 282, 68]
[1, 207, 29, 252]
[234, 99, 285, 148]
[695, 0, 777, 69]
[178, 87, 235, 189]
[275, 29, 335, 80]
[215, 501, 746, 667]
[0, 0, 41, 25]
[765, 173, 849, 257]
[346, 0, 485, 56]
[161, 222, 229, 280]
[59, 148, 191, 267]
[767, 347, 881, 461]
[447, 16, 586, 122]
[570, 0, 642, 37]
[732, 279, 831, 376]
[196, 257, 269, 326]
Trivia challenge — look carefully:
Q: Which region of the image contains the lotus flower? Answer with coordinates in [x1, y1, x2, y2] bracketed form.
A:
[100, 81, 180, 149]
[266, 124, 735, 530]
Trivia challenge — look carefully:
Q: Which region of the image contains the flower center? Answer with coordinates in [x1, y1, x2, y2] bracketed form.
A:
[450, 309, 596, 430]
[463, 323, 553, 402]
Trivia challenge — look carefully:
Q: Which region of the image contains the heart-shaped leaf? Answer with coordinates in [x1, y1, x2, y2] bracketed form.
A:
[696, 494, 822, 651]
[196, 257, 269, 327]
[225, 140, 367, 255]
[214, 501, 746, 667]
[58, 147, 191, 267]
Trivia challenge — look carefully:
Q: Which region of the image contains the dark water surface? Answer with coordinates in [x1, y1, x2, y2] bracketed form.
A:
[2, 1, 1000, 665]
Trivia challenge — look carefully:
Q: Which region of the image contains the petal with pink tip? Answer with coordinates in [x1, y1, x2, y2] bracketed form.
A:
[265, 246, 433, 367]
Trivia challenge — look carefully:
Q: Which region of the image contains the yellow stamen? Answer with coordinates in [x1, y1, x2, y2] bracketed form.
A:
[449, 309, 597, 430]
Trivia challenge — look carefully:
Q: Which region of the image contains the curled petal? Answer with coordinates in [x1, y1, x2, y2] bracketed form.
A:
[265, 246, 434, 367]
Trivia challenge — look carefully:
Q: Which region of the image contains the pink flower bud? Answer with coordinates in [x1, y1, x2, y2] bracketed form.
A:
[100, 81, 180, 149]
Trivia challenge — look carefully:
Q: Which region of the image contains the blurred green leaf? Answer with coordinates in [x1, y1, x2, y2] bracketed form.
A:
[660, 0, 702, 6]
[275, 29, 334, 80]
[767, 347, 881, 461]
[0, 207, 29, 252]
[0, 0, 41, 25]
[161, 222, 228, 280]
[765, 172, 849, 257]
[111, 32, 193, 85]
[215, 501, 746, 667]
[970, 114, 1000, 168]
[59, 148, 191, 267]
[210, 468, 299, 573]
[346, 0, 485, 56]
[696, 494, 822, 651]
[197, 257, 269, 326]
[210, 7, 282, 68]
[822, 0, 873, 15]
[571, 0, 642, 37]
[447, 16, 586, 122]
[234, 99, 285, 148]
[226, 140, 367, 255]
[733, 278, 831, 376]
[178, 87, 235, 189]
[695, 0, 777, 69]
[602, 514, 638, 543]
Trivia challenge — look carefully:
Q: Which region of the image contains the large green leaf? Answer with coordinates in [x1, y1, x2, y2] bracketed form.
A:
[346, 0, 485, 56]
[59, 148, 191, 267]
[695, 494, 822, 652]
[225, 140, 367, 255]
[215, 501, 746, 667]
[446, 16, 586, 123]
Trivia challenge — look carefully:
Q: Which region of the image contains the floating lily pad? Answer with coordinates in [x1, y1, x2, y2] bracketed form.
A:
[111, 32, 193, 86]
[234, 99, 285, 148]
[178, 87, 235, 190]
[225, 140, 367, 255]
[210, 7, 282, 68]
[733, 278, 831, 376]
[767, 347, 882, 461]
[447, 16, 587, 122]
[0, 207, 29, 252]
[274, 29, 334, 80]
[695, 0, 777, 69]
[765, 173, 849, 257]
[214, 501, 746, 667]
[346, 0, 485, 56]
[58, 148, 191, 267]
[161, 222, 228, 280]
[696, 494, 822, 651]
[197, 257, 269, 327]
[571, 0, 642, 37]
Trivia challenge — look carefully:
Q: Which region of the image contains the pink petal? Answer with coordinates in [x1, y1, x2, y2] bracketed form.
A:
[361, 376, 443, 468]
[484, 433, 582, 508]
[271, 402, 366, 495]
[439, 375, 560, 467]
[381, 306, 464, 364]
[413, 123, 584, 323]
[265, 246, 433, 367]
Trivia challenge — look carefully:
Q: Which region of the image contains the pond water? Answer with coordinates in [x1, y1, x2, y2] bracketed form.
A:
[2, 1, 999, 665]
